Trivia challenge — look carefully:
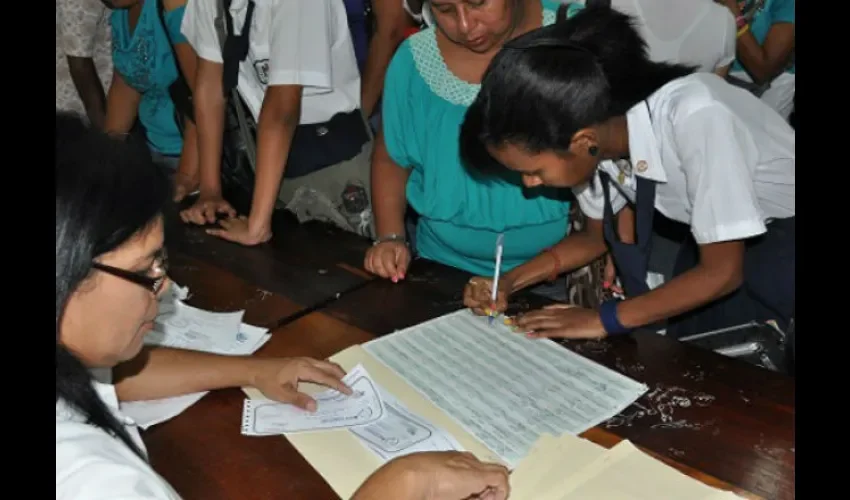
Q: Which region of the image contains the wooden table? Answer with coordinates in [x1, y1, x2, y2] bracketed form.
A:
[145, 221, 795, 500]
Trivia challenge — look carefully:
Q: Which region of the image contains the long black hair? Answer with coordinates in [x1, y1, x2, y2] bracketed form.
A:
[56, 112, 171, 458]
[460, 6, 696, 172]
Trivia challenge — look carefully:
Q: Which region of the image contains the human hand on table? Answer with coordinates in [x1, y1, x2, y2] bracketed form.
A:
[354, 451, 510, 500]
[249, 357, 351, 411]
[464, 277, 512, 317]
[364, 241, 411, 282]
[180, 194, 237, 225]
[514, 304, 606, 339]
[204, 215, 272, 246]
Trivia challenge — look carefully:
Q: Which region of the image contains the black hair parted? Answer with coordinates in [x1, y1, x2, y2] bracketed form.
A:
[460, 5, 696, 174]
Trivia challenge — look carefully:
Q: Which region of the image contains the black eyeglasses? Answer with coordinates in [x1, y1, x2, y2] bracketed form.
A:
[91, 248, 169, 294]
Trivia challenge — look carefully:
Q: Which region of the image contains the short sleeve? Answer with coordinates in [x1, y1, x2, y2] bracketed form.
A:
[163, 5, 189, 45]
[572, 167, 627, 221]
[56, 422, 179, 500]
[180, 0, 223, 63]
[267, 0, 334, 89]
[380, 42, 419, 169]
[673, 105, 766, 244]
[58, 0, 107, 58]
[716, 8, 737, 69]
[769, 0, 795, 24]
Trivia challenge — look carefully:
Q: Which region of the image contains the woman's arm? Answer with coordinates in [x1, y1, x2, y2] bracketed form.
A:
[104, 72, 142, 135]
[67, 57, 108, 129]
[193, 58, 227, 199]
[372, 132, 412, 238]
[360, 0, 413, 117]
[502, 216, 608, 293]
[724, 0, 794, 84]
[616, 240, 744, 328]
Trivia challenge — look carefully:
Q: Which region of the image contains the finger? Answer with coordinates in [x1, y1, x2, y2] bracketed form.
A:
[217, 218, 234, 230]
[206, 228, 237, 242]
[179, 209, 191, 223]
[395, 247, 410, 278]
[371, 251, 390, 278]
[220, 204, 237, 218]
[188, 208, 207, 226]
[280, 388, 317, 412]
[380, 252, 399, 282]
[301, 364, 352, 395]
[494, 291, 509, 313]
[203, 205, 218, 224]
[309, 359, 348, 383]
[364, 251, 376, 274]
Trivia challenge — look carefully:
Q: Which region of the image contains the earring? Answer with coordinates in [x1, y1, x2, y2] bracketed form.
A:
[588, 145, 599, 156]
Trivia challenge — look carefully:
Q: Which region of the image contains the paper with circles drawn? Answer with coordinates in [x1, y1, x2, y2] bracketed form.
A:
[146, 300, 246, 354]
[241, 365, 385, 435]
[349, 387, 464, 462]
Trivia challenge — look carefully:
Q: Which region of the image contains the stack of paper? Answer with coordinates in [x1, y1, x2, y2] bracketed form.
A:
[121, 281, 272, 429]
[511, 433, 744, 499]
[241, 310, 655, 498]
[240, 364, 464, 463]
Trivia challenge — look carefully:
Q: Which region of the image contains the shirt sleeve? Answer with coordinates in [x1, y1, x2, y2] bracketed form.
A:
[571, 166, 627, 220]
[769, 0, 795, 24]
[164, 5, 189, 45]
[267, 0, 335, 90]
[380, 42, 419, 169]
[716, 7, 737, 68]
[58, 0, 107, 58]
[180, 0, 223, 63]
[673, 105, 767, 244]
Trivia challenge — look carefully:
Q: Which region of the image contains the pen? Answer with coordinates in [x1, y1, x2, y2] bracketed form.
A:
[489, 234, 504, 325]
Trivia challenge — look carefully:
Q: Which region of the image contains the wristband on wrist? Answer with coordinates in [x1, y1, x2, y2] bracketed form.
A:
[599, 299, 631, 336]
[373, 233, 406, 246]
[737, 24, 750, 38]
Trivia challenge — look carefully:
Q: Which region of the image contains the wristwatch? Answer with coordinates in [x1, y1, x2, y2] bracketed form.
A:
[372, 233, 407, 246]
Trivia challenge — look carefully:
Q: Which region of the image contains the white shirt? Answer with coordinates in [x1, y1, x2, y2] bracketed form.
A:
[574, 72, 795, 245]
[591, 0, 737, 72]
[181, 0, 361, 125]
[56, 368, 181, 499]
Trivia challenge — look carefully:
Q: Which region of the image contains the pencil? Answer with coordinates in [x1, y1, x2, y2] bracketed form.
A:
[489, 234, 504, 325]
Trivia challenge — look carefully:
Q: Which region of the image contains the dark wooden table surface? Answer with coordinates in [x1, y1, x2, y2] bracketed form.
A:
[145, 220, 795, 500]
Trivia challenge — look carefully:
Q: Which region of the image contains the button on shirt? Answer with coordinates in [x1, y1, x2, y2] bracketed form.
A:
[56, 368, 181, 499]
[573, 72, 794, 245]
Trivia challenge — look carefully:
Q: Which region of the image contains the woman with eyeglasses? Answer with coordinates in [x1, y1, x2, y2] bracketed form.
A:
[55, 112, 509, 499]
[459, 7, 794, 340]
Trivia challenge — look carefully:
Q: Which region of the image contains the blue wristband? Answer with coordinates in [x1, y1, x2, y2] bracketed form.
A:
[599, 299, 631, 336]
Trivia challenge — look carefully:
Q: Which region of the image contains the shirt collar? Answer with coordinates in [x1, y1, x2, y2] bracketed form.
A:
[625, 99, 667, 183]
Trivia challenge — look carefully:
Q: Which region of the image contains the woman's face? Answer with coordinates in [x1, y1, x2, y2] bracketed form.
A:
[487, 141, 598, 189]
[60, 217, 170, 368]
[431, 0, 518, 53]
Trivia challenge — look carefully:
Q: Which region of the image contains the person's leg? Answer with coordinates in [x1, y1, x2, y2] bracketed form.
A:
[278, 140, 375, 237]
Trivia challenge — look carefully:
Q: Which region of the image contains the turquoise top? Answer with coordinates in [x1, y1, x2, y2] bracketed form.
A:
[111, 2, 187, 155]
[732, 0, 795, 74]
[382, 0, 582, 276]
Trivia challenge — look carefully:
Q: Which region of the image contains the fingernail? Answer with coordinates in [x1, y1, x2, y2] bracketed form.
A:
[391, 277, 398, 283]
[399, 273, 405, 279]
[603, 281, 611, 289]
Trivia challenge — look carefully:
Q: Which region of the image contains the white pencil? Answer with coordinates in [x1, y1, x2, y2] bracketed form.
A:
[489, 234, 504, 325]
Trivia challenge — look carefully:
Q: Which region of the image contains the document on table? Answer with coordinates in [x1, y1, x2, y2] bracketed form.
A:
[350, 388, 464, 462]
[146, 301, 247, 354]
[241, 364, 385, 435]
[363, 309, 649, 467]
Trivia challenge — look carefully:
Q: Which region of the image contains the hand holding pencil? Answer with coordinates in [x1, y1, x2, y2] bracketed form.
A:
[464, 277, 512, 318]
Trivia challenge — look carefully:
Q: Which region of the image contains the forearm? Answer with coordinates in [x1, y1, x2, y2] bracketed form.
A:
[360, 17, 408, 117]
[735, 32, 782, 84]
[247, 88, 301, 232]
[371, 137, 411, 237]
[504, 225, 607, 293]
[352, 460, 416, 500]
[616, 262, 743, 329]
[194, 62, 226, 196]
[113, 346, 259, 402]
[176, 120, 200, 180]
[67, 56, 107, 129]
[104, 72, 141, 135]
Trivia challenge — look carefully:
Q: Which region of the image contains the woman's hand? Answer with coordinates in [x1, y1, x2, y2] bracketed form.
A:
[464, 277, 513, 317]
[514, 304, 606, 339]
[206, 215, 272, 246]
[354, 451, 510, 500]
[364, 241, 411, 282]
[180, 194, 237, 225]
[173, 171, 199, 203]
[249, 357, 351, 411]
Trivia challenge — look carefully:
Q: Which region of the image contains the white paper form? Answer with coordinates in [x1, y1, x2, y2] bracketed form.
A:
[350, 388, 464, 462]
[146, 301, 246, 354]
[240, 364, 385, 435]
[363, 310, 649, 467]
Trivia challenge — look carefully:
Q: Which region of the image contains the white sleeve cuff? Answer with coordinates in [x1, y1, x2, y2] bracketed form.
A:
[692, 219, 767, 245]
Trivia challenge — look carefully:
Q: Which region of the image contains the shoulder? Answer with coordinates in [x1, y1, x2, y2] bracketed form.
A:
[386, 38, 418, 80]
[162, 0, 187, 11]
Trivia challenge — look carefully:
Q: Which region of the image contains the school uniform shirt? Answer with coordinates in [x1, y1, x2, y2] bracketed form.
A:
[573, 72, 794, 245]
[181, 0, 361, 125]
[56, 368, 181, 500]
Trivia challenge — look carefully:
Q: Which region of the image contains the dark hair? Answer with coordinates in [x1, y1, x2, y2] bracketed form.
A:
[460, 6, 696, 172]
[56, 112, 172, 458]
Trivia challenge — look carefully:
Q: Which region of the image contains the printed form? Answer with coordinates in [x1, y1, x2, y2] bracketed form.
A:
[363, 310, 648, 467]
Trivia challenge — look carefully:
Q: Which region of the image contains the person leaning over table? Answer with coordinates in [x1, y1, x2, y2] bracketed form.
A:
[459, 6, 795, 339]
[55, 113, 509, 500]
